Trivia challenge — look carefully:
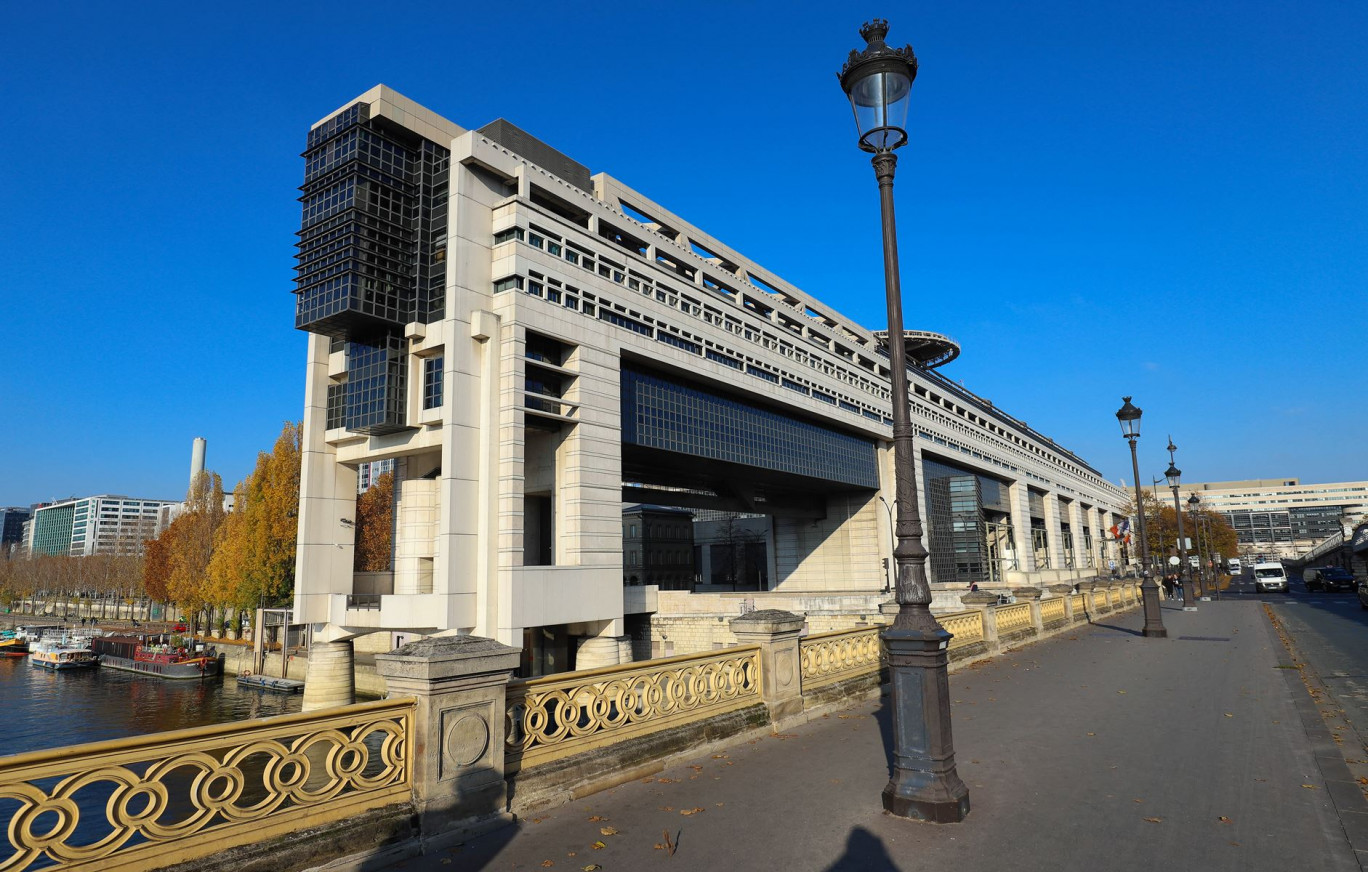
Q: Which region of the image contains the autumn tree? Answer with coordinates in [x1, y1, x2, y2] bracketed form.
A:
[163, 470, 226, 632]
[353, 471, 394, 572]
[1132, 492, 1238, 571]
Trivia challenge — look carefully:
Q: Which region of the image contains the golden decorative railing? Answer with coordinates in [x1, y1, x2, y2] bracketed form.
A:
[505, 647, 760, 774]
[996, 602, 1034, 635]
[0, 698, 413, 872]
[940, 610, 984, 651]
[1040, 597, 1066, 624]
[1070, 593, 1086, 618]
[799, 627, 883, 689]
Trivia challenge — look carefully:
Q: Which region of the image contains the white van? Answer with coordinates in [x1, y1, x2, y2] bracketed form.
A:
[1228, 558, 1242, 574]
[1253, 562, 1288, 593]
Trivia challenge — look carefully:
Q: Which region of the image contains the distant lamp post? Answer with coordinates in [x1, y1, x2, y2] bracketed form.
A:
[1164, 439, 1196, 609]
[1117, 397, 1166, 637]
[1188, 493, 1209, 597]
[839, 18, 969, 823]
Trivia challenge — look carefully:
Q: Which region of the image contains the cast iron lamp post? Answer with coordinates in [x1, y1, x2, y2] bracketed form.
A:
[1165, 439, 1195, 609]
[839, 19, 969, 823]
[1188, 493, 1209, 598]
[1117, 398, 1167, 637]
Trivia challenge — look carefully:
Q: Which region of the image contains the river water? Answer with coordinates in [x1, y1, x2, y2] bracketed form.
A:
[0, 652, 303, 758]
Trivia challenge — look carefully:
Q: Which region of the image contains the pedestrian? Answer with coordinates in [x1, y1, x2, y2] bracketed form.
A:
[1175, 574, 1184, 600]
[1162, 575, 1175, 600]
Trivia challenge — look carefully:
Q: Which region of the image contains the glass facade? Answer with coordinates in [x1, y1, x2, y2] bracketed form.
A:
[345, 334, 408, 435]
[296, 100, 450, 438]
[31, 503, 76, 556]
[921, 456, 1014, 586]
[620, 366, 878, 489]
[423, 355, 444, 410]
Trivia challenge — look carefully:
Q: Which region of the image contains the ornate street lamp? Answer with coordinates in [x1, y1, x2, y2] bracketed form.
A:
[1188, 493, 1209, 598]
[839, 19, 969, 823]
[1164, 439, 1196, 609]
[1117, 397, 1166, 637]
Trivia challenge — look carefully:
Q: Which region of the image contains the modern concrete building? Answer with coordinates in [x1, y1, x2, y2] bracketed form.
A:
[290, 86, 1130, 693]
[1183, 478, 1368, 559]
[29, 496, 176, 557]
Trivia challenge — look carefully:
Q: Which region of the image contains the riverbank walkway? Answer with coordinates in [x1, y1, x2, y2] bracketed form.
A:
[382, 598, 1368, 872]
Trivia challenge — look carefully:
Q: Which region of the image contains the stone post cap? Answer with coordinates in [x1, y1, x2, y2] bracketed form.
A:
[728, 609, 805, 635]
[1047, 584, 1074, 595]
[1076, 581, 1096, 591]
[960, 591, 1000, 606]
[374, 635, 521, 681]
[1010, 587, 1043, 600]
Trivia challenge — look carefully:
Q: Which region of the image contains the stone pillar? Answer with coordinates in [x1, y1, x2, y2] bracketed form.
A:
[1013, 587, 1044, 635]
[728, 609, 804, 722]
[576, 635, 628, 669]
[959, 591, 1001, 653]
[1008, 482, 1036, 572]
[1076, 581, 1098, 617]
[1070, 501, 1089, 570]
[1044, 493, 1066, 573]
[375, 636, 521, 835]
[302, 636, 355, 712]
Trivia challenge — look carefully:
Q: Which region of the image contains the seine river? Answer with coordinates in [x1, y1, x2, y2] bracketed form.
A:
[0, 653, 303, 758]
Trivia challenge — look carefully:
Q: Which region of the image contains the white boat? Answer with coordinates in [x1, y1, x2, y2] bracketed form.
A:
[29, 636, 100, 670]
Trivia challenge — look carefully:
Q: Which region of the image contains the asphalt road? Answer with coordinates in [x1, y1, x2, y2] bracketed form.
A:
[1238, 570, 1368, 742]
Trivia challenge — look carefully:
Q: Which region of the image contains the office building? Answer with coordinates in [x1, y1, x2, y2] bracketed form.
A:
[291, 87, 1131, 686]
[29, 496, 177, 557]
[1184, 478, 1368, 559]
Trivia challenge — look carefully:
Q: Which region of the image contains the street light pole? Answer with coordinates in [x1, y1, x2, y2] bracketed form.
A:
[1117, 398, 1166, 638]
[1188, 493, 1209, 598]
[839, 19, 969, 823]
[878, 495, 896, 593]
[1165, 438, 1195, 609]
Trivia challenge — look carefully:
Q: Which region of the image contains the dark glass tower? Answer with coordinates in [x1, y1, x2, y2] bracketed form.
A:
[294, 102, 449, 435]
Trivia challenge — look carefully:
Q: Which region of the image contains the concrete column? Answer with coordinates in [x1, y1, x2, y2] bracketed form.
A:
[1044, 493, 1065, 571]
[728, 609, 804, 722]
[576, 635, 628, 669]
[375, 635, 521, 835]
[959, 591, 1001, 654]
[1070, 501, 1089, 569]
[302, 637, 356, 711]
[1008, 482, 1036, 572]
[1012, 587, 1044, 635]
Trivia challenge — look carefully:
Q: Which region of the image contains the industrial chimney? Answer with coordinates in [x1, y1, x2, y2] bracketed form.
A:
[189, 437, 207, 490]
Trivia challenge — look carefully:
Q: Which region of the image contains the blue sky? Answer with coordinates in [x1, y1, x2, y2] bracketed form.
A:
[2, 0, 1364, 507]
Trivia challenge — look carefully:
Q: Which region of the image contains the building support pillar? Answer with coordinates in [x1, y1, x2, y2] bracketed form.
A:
[302, 624, 357, 712]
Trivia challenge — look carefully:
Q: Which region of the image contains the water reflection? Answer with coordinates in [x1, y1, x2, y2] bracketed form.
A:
[0, 655, 303, 758]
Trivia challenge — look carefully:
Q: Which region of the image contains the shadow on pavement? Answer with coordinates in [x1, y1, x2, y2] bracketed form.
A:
[822, 826, 902, 871]
[1086, 620, 1143, 636]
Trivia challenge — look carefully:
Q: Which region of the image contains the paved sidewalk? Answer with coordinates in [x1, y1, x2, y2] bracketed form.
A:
[385, 601, 1363, 872]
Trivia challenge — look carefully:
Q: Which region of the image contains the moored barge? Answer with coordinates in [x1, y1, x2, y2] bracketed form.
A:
[92, 636, 223, 679]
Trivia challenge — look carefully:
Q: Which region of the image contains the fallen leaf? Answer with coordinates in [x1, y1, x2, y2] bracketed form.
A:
[591, 841, 606, 850]
[654, 843, 667, 851]
[660, 806, 674, 811]
[567, 853, 576, 858]
[1086, 732, 1096, 737]
[1302, 784, 1319, 790]
[689, 765, 703, 771]
[542, 862, 555, 868]
[725, 761, 735, 766]
[531, 817, 545, 824]
[1219, 816, 1232, 823]
[681, 807, 705, 816]
[657, 778, 679, 783]
[1133, 799, 1144, 804]
[583, 866, 603, 871]
[587, 816, 607, 822]
[716, 802, 725, 807]
[1228, 842, 1241, 847]
[1117, 690, 1127, 695]
[1224, 713, 1233, 718]
[712, 754, 727, 759]
[1144, 817, 1163, 823]
[599, 827, 618, 836]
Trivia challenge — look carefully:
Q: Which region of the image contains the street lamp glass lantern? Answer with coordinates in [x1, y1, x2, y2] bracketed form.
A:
[1165, 463, 1182, 489]
[1187, 494, 1200, 508]
[1116, 396, 1142, 439]
[839, 20, 918, 153]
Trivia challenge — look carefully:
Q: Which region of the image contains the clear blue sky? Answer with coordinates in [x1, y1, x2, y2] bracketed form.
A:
[3, 0, 1364, 507]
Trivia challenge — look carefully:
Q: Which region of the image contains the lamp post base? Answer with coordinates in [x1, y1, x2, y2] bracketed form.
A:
[1140, 580, 1168, 638]
[881, 623, 970, 823]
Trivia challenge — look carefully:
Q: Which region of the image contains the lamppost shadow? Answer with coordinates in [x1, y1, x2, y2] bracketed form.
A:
[822, 825, 903, 871]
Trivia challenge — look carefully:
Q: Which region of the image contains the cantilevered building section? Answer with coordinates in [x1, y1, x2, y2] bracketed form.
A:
[292, 86, 1129, 682]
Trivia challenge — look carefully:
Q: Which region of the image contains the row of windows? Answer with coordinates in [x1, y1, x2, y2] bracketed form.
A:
[498, 200, 1116, 498]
